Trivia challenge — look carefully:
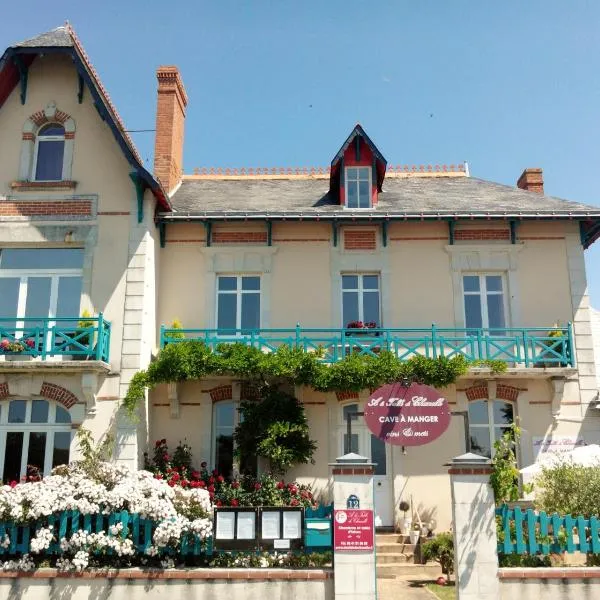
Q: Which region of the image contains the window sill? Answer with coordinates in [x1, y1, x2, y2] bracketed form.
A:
[10, 181, 77, 191]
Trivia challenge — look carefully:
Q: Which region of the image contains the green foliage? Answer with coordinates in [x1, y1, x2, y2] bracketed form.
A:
[498, 553, 551, 567]
[208, 551, 332, 568]
[72, 427, 115, 480]
[470, 359, 508, 374]
[123, 341, 482, 415]
[236, 386, 317, 474]
[422, 532, 454, 577]
[534, 460, 600, 517]
[164, 319, 186, 340]
[490, 422, 521, 504]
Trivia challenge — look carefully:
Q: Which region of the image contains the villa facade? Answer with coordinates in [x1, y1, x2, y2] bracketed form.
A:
[1, 25, 600, 530]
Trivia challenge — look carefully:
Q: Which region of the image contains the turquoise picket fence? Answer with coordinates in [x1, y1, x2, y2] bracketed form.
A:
[0, 510, 210, 557]
[496, 504, 600, 555]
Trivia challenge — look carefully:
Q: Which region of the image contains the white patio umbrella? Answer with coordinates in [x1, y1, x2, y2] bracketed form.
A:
[520, 443, 600, 478]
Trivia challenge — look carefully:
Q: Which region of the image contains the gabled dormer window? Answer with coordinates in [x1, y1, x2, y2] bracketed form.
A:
[345, 167, 371, 209]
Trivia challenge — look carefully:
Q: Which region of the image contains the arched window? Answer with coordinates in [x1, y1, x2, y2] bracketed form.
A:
[33, 123, 65, 181]
[0, 399, 71, 483]
[468, 399, 514, 458]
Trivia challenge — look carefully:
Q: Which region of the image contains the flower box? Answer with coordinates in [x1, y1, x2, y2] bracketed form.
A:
[344, 321, 380, 337]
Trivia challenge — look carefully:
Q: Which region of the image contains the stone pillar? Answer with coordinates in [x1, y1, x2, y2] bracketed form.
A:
[330, 453, 376, 600]
[448, 453, 499, 600]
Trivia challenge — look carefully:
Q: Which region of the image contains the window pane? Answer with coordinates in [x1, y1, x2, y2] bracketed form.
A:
[358, 167, 370, 181]
[55, 406, 71, 423]
[371, 435, 386, 476]
[0, 248, 84, 270]
[464, 295, 483, 329]
[39, 125, 64, 137]
[346, 167, 358, 180]
[241, 293, 260, 330]
[24, 277, 51, 325]
[241, 276, 260, 291]
[493, 401, 513, 425]
[343, 433, 359, 454]
[4, 432, 24, 483]
[486, 276, 503, 292]
[358, 181, 370, 207]
[8, 400, 26, 424]
[342, 275, 358, 290]
[463, 276, 480, 293]
[217, 294, 237, 331]
[487, 293, 506, 329]
[31, 400, 49, 423]
[343, 291, 359, 325]
[27, 432, 47, 478]
[35, 140, 64, 181]
[52, 432, 71, 468]
[56, 277, 83, 320]
[469, 428, 491, 458]
[468, 400, 488, 425]
[216, 402, 235, 428]
[343, 403, 359, 421]
[494, 427, 512, 444]
[362, 275, 379, 290]
[0, 278, 20, 327]
[347, 181, 358, 208]
[217, 277, 237, 291]
[363, 291, 380, 325]
[215, 433, 234, 479]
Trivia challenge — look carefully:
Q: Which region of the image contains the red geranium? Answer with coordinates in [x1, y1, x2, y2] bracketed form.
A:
[254, 483, 262, 491]
[277, 481, 285, 490]
[230, 498, 239, 507]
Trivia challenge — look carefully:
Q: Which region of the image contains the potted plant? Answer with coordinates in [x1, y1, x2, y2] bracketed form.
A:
[345, 321, 379, 336]
[0, 338, 34, 361]
[59, 310, 95, 358]
[409, 522, 421, 545]
[537, 324, 568, 368]
[399, 500, 411, 533]
[164, 319, 186, 343]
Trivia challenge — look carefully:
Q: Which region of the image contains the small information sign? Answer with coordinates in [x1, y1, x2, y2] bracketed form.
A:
[333, 509, 374, 551]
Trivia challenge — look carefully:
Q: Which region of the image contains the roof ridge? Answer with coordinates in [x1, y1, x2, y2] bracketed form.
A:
[65, 23, 143, 165]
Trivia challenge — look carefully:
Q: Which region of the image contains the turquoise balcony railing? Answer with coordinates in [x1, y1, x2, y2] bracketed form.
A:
[0, 315, 111, 362]
[160, 324, 574, 368]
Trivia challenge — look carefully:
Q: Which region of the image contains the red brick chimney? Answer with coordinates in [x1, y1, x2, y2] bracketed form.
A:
[517, 168, 544, 194]
[154, 66, 188, 193]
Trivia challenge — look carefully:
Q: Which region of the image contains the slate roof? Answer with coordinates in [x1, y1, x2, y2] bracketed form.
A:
[15, 26, 73, 48]
[167, 175, 600, 219]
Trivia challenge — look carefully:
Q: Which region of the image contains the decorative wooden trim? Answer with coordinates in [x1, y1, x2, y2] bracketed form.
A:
[10, 181, 77, 191]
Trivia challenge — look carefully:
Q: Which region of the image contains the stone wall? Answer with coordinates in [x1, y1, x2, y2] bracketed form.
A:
[0, 569, 333, 600]
[499, 568, 600, 600]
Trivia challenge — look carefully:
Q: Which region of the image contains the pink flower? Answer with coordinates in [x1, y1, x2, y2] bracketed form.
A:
[254, 483, 262, 491]
[9, 481, 17, 488]
[0, 340, 9, 350]
[231, 481, 240, 489]
[25, 339, 35, 348]
[290, 498, 299, 506]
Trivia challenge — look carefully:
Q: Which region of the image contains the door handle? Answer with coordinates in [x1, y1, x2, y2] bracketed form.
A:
[377, 482, 382, 487]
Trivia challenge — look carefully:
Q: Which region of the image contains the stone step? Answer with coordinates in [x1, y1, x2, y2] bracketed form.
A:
[376, 563, 441, 580]
[376, 533, 423, 545]
[376, 542, 416, 554]
[376, 552, 412, 564]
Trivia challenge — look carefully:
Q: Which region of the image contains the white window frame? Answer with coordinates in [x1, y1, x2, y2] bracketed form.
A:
[215, 274, 261, 333]
[339, 402, 370, 456]
[0, 250, 83, 346]
[462, 273, 509, 330]
[32, 123, 66, 182]
[341, 273, 381, 327]
[468, 399, 515, 458]
[344, 166, 372, 209]
[0, 399, 72, 482]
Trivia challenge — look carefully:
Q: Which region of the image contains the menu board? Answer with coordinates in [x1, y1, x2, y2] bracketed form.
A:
[261, 511, 281, 539]
[215, 511, 235, 540]
[236, 512, 256, 540]
[283, 511, 301, 539]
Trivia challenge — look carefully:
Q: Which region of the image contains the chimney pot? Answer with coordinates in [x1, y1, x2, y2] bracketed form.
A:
[517, 168, 544, 194]
[154, 66, 188, 193]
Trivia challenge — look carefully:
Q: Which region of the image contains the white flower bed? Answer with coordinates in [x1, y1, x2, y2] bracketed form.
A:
[0, 461, 213, 571]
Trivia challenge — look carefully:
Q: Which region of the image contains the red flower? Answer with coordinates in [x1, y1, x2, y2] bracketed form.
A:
[25, 339, 35, 348]
[181, 480, 189, 488]
[9, 481, 17, 488]
[209, 476, 215, 484]
[254, 483, 262, 491]
[287, 483, 298, 494]
[155, 474, 163, 480]
[155, 440, 161, 447]
[0, 340, 9, 350]
[191, 470, 200, 479]
[217, 475, 225, 484]
[209, 491, 215, 499]
[230, 498, 239, 507]
[198, 480, 206, 488]
[208, 484, 215, 493]
[216, 500, 222, 507]
[163, 454, 169, 461]
[290, 498, 299, 506]
[212, 470, 218, 476]
[190, 481, 200, 488]
[231, 481, 240, 489]
[301, 491, 309, 499]
[277, 481, 285, 490]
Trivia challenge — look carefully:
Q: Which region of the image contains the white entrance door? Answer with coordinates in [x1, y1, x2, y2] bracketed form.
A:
[371, 434, 393, 527]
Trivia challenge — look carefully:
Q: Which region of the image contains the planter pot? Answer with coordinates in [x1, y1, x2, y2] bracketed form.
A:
[401, 518, 412, 534]
[409, 530, 420, 545]
[420, 526, 429, 538]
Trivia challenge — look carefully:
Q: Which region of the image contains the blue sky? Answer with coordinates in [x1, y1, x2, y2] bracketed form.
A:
[3, 1, 600, 306]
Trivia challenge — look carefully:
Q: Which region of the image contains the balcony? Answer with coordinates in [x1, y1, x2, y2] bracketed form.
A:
[159, 324, 574, 369]
[0, 316, 111, 362]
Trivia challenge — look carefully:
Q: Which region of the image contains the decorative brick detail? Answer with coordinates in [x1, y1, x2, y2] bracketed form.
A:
[332, 467, 374, 475]
[454, 229, 510, 241]
[335, 391, 359, 402]
[344, 229, 376, 250]
[212, 231, 267, 244]
[210, 385, 232, 403]
[29, 108, 73, 128]
[22, 132, 34, 141]
[448, 467, 493, 475]
[0, 383, 8, 399]
[8, 182, 78, 192]
[39, 383, 78, 409]
[517, 168, 544, 194]
[496, 384, 520, 402]
[465, 384, 488, 401]
[0, 199, 90, 218]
